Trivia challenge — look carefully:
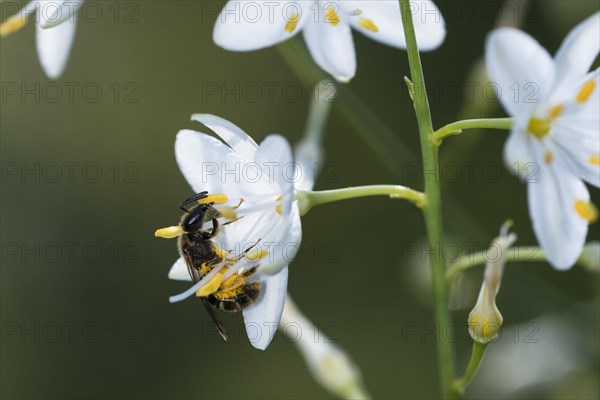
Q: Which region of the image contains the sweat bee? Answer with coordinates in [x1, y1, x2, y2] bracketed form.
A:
[174, 191, 262, 341]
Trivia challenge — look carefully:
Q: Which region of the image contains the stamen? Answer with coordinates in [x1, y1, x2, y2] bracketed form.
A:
[218, 206, 237, 221]
[549, 104, 564, 119]
[275, 194, 283, 215]
[352, 9, 362, 16]
[544, 150, 553, 165]
[169, 263, 226, 303]
[285, 13, 300, 33]
[0, 14, 28, 37]
[155, 226, 183, 238]
[358, 18, 379, 32]
[195, 273, 224, 297]
[528, 117, 550, 138]
[590, 155, 600, 166]
[198, 194, 229, 205]
[574, 200, 598, 223]
[245, 249, 269, 262]
[576, 79, 596, 103]
[325, 6, 340, 25]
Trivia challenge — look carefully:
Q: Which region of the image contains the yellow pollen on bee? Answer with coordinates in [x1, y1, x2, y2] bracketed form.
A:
[544, 150, 554, 164]
[198, 194, 229, 205]
[325, 6, 340, 25]
[154, 226, 183, 238]
[285, 13, 300, 33]
[590, 155, 600, 166]
[528, 117, 551, 138]
[574, 200, 598, 223]
[195, 273, 224, 297]
[576, 79, 596, 103]
[358, 18, 379, 32]
[0, 14, 28, 37]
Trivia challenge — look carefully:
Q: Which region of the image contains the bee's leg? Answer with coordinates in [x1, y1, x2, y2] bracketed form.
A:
[207, 217, 220, 239]
[179, 191, 209, 212]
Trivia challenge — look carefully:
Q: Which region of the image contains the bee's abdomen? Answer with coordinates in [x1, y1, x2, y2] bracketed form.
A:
[208, 282, 261, 313]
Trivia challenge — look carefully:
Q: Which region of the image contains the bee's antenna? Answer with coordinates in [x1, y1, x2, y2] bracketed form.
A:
[180, 191, 209, 212]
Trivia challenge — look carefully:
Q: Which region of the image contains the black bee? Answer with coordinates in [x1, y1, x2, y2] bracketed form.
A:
[177, 192, 261, 341]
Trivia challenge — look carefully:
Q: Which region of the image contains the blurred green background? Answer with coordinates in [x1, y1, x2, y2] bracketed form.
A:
[1, 0, 599, 398]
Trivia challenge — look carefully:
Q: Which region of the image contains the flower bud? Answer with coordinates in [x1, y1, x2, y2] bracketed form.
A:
[468, 221, 516, 344]
[280, 296, 370, 400]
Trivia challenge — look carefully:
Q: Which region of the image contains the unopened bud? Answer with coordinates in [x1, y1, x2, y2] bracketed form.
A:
[468, 221, 516, 344]
[280, 296, 370, 400]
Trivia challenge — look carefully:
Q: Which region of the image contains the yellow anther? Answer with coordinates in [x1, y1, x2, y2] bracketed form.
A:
[528, 117, 551, 138]
[549, 103, 564, 119]
[590, 155, 600, 166]
[576, 79, 596, 103]
[155, 226, 183, 238]
[358, 18, 379, 32]
[574, 200, 598, 223]
[352, 8, 362, 16]
[195, 274, 224, 297]
[275, 194, 283, 215]
[544, 150, 554, 164]
[285, 13, 300, 33]
[0, 14, 28, 37]
[198, 194, 229, 205]
[218, 206, 237, 221]
[325, 6, 340, 25]
[245, 249, 269, 262]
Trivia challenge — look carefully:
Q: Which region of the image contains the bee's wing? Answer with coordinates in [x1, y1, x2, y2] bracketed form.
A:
[201, 298, 229, 341]
[182, 253, 229, 342]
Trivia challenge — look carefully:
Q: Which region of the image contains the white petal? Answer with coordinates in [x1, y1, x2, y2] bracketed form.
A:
[254, 134, 295, 215]
[303, 20, 356, 82]
[242, 266, 288, 350]
[341, 0, 446, 50]
[485, 28, 554, 119]
[40, 0, 83, 28]
[503, 127, 536, 182]
[550, 12, 600, 102]
[257, 205, 302, 275]
[213, 0, 307, 51]
[552, 125, 600, 188]
[36, 14, 76, 79]
[191, 114, 258, 161]
[175, 129, 245, 199]
[527, 154, 590, 270]
[168, 257, 192, 281]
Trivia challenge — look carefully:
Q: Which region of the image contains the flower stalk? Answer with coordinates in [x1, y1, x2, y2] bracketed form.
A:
[432, 118, 514, 146]
[298, 185, 425, 215]
[453, 342, 488, 395]
[399, 1, 457, 398]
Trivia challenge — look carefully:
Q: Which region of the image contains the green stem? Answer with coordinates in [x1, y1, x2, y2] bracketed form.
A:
[446, 246, 546, 285]
[453, 342, 488, 395]
[399, 1, 457, 398]
[432, 118, 514, 145]
[298, 185, 425, 216]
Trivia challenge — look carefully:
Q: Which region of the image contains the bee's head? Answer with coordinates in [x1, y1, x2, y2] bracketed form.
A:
[181, 203, 218, 233]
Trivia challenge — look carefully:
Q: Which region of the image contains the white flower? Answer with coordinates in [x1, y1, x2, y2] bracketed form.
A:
[160, 114, 312, 350]
[486, 12, 600, 270]
[280, 296, 370, 399]
[1, 0, 82, 79]
[213, 0, 446, 82]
